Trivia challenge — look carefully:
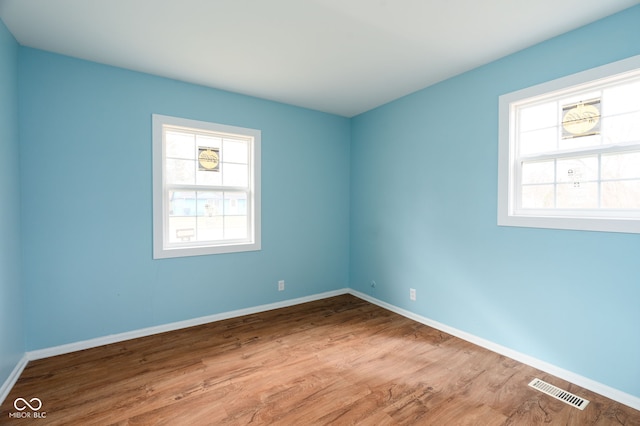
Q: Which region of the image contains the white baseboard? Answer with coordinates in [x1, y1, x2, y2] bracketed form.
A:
[2, 289, 349, 404]
[349, 289, 640, 412]
[0, 354, 28, 406]
[27, 288, 350, 361]
[5, 287, 638, 412]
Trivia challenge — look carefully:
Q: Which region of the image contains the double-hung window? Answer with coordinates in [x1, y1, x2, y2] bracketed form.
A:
[153, 114, 261, 258]
[498, 55, 640, 233]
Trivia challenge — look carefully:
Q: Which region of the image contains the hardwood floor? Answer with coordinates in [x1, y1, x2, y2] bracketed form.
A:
[2, 294, 639, 425]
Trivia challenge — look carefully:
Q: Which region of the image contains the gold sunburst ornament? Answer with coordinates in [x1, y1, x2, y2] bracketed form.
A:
[198, 147, 220, 171]
[562, 99, 601, 139]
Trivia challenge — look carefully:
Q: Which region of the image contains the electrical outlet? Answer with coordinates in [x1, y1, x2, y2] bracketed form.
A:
[410, 288, 416, 301]
[278, 280, 285, 291]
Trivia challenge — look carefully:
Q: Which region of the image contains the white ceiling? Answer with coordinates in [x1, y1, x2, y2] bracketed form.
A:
[1, 0, 638, 117]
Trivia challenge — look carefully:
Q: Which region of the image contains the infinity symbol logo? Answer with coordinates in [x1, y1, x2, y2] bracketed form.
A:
[14, 397, 43, 411]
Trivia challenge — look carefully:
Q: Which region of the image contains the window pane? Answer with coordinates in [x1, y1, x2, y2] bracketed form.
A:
[223, 163, 249, 187]
[168, 216, 196, 243]
[602, 111, 640, 145]
[224, 216, 248, 240]
[519, 128, 557, 155]
[224, 192, 247, 215]
[602, 151, 640, 180]
[556, 157, 598, 183]
[557, 182, 598, 209]
[223, 138, 248, 164]
[168, 190, 196, 244]
[601, 180, 640, 209]
[559, 91, 601, 109]
[196, 135, 222, 150]
[522, 160, 554, 184]
[196, 192, 224, 242]
[196, 166, 222, 186]
[196, 216, 223, 241]
[170, 191, 196, 216]
[518, 102, 557, 132]
[166, 131, 194, 159]
[521, 185, 554, 209]
[603, 80, 640, 116]
[558, 133, 601, 151]
[197, 191, 223, 217]
[166, 158, 195, 185]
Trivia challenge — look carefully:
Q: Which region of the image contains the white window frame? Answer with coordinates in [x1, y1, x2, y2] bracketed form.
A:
[152, 114, 261, 258]
[498, 55, 640, 234]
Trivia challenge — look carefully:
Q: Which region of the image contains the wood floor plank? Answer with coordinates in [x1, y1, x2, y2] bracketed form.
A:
[2, 294, 639, 425]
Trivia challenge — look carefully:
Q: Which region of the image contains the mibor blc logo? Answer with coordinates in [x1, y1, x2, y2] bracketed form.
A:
[8, 397, 46, 419]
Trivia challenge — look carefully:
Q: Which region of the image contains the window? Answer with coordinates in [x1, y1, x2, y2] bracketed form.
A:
[498, 55, 640, 234]
[153, 114, 261, 258]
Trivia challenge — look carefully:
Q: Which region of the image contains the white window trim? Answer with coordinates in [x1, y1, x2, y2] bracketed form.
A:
[152, 114, 261, 258]
[498, 55, 640, 234]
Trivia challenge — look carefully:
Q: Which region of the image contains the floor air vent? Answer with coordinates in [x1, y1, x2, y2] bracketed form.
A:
[528, 378, 590, 410]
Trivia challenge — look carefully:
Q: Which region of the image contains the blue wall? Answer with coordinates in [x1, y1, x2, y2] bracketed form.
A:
[350, 6, 640, 398]
[18, 49, 351, 350]
[4, 4, 640, 404]
[0, 19, 24, 387]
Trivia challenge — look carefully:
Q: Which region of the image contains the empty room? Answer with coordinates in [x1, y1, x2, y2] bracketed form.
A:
[1, 1, 640, 424]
